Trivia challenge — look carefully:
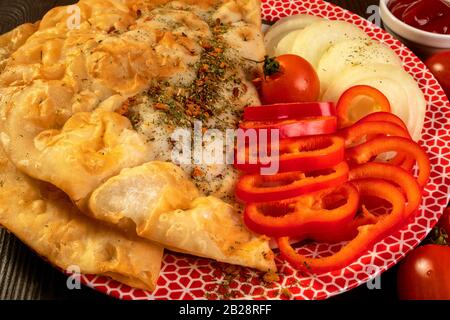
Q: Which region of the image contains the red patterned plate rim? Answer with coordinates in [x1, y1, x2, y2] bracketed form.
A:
[77, 0, 450, 300]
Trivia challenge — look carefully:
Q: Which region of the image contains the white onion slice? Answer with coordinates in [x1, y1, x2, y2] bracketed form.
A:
[291, 20, 370, 67]
[264, 14, 323, 56]
[322, 63, 426, 141]
[271, 29, 304, 56]
[317, 39, 403, 94]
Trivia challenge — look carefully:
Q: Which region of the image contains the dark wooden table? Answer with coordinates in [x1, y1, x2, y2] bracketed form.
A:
[0, 0, 401, 300]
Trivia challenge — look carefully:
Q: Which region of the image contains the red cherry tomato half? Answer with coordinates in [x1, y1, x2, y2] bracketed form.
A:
[426, 51, 450, 98]
[259, 54, 320, 105]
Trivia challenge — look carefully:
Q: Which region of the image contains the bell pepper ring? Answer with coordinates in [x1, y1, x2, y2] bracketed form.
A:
[349, 162, 421, 217]
[279, 163, 421, 244]
[236, 162, 349, 202]
[344, 112, 412, 163]
[243, 102, 336, 122]
[312, 203, 381, 244]
[339, 120, 411, 146]
[243, 182, 359, 238]
[349, 112, 412, 165]
[398, 156, 416, 172]
[234, 135, 345, 174]
[277, 178, 406, 273]
[339, 120, 413, 167]
[312, 163, 421, 243]
[346, 136, 431, 188]
[336, 85, 391, 128]
[240, 116, 337, 139]
[356, 112, 409, 132]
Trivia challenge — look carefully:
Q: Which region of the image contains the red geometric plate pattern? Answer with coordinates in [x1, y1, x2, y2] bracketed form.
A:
[79, 0, 450, 300]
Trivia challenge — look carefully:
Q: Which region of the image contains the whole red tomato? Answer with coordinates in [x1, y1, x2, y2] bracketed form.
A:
[259, 54, 320, 105]
[398, 244, 450, 300]
[426, 51, 450, 98]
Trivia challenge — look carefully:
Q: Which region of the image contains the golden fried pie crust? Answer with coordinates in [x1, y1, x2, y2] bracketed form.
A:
[0, 0, 275, 276]
[0, 145, 163, 291]
[0, 25, 163, 290]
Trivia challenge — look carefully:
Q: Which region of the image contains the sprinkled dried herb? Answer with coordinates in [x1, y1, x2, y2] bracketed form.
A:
[136, 18, 241, 129]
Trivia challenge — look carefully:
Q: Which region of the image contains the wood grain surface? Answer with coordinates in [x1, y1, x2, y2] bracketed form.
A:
[0, 0, 392, 300]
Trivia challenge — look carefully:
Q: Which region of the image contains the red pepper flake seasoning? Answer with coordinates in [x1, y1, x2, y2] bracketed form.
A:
[204, 292, 217, 300]
[209, 47, 223, 57]
[203, 263, 259, 299]
[117, 97, 138, 116]
[201, 41, 212, 51]
[186, 102, 201, 117]
[154, 102, 168, 111]
[199, 64, 210, 72]
[262, 271, 280, 284]
[280, 288, 293, 299]
[223, 265, 240, 276]
[232, 87, 240, 98]
[192, 166, 204, 178]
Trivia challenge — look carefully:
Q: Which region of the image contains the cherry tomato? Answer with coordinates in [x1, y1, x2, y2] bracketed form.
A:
[397, 244, 450, 300]
[426, 51, 450, 98]
[259, 54, 320, 105]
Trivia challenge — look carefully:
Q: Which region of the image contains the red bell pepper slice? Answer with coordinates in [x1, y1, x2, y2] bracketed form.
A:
[356, 112, 409, 131]
[398, 156, 416, 172]
[234, 135, 345, 174]
[240, 116, 337, 139]
[243, 182, 359, 238]
[277, 178, 406, 273]
[346, 112, 412, 165]
[340, 119, 413, 166]
[349, 162, 422, 217]
[312, 163, 422, 243]
[311, 203, 381, 244]
[243, 102, 336, 122]
[336, 85, 391, 128]
[346, 136, 431, 188]
[339, 120, 411, 146]
[236, 162, 349, 202]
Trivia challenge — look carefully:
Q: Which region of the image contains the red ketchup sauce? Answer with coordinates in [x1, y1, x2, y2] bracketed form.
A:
[388, 0, 450, 35]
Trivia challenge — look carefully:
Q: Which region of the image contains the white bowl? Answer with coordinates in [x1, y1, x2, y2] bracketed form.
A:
[379, 0, 450, 57]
